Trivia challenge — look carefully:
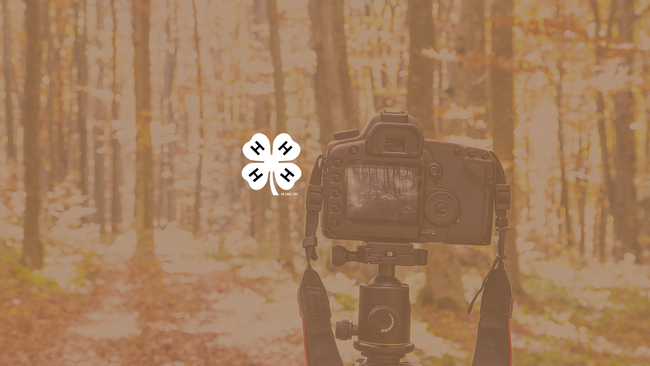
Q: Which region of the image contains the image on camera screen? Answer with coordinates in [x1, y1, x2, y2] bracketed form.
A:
[346, 163, 419, 222]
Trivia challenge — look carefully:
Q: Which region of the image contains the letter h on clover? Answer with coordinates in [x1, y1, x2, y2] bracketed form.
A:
[242, 133, 302, 196]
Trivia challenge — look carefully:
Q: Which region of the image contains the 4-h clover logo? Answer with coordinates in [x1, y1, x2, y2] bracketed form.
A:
[242, 133, 302, 196]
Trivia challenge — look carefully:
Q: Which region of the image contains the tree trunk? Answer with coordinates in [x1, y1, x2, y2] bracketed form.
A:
[46, 0, 64, 186]
[576, 127, 590, 261]
[555, 61, 573, 248]
[490, 0, 523, 294]
[110, 0, 121, 233]
[268, 0, 293, 268]
[408, 0, 467, 309]
[597, 188, 608, 261]
[133, 0, 154, 252]
[191, 0, 204, 236]
[448, 0, 487, 138]
[590, 0, 616, 259]
[93, 0, 106, 235]
[2, 0, 16, 161]
[249, 0, 269, 244]
[250, 95, 269, 242]
[643, 60, 650, 251]
[407, 0, 435, 138]
[44, 0, 56, 190]
[612, 0, 640, 260]
[76, 0, 89, 196]
[159, 0, 176, 226]
[21, 0, 43, 269]
[308, 0, 358, 151]
[55, 1, 67, 179]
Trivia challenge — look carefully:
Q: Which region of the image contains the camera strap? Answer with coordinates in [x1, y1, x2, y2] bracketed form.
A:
[298, 153, 513, 366]
[299, 155, 344, 366]
[467, 151, 514, 366]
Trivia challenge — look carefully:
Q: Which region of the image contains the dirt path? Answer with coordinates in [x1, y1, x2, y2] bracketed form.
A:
[1, 228, 306, 366]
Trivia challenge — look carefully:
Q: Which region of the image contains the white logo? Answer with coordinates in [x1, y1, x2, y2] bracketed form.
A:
[241, 133, 302, 196]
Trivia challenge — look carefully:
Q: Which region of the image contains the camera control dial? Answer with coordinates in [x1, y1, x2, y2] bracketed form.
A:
[425, 191, 460, 226]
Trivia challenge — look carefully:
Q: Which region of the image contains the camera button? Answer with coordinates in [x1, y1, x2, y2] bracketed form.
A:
[349, 146, 359, 155]
[332, 174, 342, 183]
[331, 219, 341, 228]
[331, 188, 341, 198]
[331, 204, 341, 213]
[333, 158, 343, 167]
[428, 164, 442, 179]
[468, 148, 476, 157]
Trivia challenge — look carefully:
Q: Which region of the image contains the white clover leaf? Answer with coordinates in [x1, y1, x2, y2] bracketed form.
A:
[241, 163, 270, 191]
[242, 133, 271, 162]
[272, 133, 301, 162]
[273, 163, 302, 191]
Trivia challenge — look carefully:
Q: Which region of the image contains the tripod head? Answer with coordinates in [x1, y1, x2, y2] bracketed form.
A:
[332, 242, 427, 366]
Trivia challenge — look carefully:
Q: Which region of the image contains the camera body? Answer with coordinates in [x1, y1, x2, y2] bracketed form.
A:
[321, 111, 497, 245]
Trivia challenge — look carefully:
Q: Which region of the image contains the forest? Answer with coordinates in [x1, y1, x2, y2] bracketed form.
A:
[0, 0, 649, 364]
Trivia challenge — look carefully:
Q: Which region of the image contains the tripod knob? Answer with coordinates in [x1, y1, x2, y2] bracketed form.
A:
[335, 319, 358, 340]
[332, 246, 356, 266]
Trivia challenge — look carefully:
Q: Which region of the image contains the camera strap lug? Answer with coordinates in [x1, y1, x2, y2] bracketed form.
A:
[496, 184, 511, 212]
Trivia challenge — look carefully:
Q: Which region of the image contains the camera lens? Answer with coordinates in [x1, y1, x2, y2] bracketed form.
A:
[425, 191, 460, 226]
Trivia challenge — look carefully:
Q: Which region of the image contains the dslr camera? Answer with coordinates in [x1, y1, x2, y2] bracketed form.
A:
[320, 110, 497, 245]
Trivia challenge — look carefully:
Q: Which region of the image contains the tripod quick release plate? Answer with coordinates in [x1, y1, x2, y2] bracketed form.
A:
[332, 243, 428, 267]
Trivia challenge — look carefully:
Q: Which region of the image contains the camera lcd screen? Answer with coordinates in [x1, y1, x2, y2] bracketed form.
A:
[346, 163, 419, 223]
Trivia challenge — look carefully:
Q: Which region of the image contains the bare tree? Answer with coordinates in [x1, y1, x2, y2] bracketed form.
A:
[407, 0, 435, 138]
[21, 0, 43, 268]
[612, 0, 640, 260]
[2, 0, 16, 161]
[408, 0, 467, 310]
[94, 0, 106, 235]
[268, 0, 293, 267]
[491, 0, 523, 294]
[554, 16, 572, 247]
[575, 125, 590, 261]
[133, 0, 154, 252]
[589, 0, 615, 260]
[250, 0, 269, 243]
[159, 0, 177, 225]
[191, 0, 204, 236]
[44, 0, 57, 189]
[55, 0, 68, 179]
[75, 0, 89, 196]
[308, 0, 358, 151]
[449, 0, 488, 138]
[110, 0, 122, 233]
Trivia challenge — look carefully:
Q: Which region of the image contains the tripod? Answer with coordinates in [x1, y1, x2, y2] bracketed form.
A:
[331, 242, 428, 366]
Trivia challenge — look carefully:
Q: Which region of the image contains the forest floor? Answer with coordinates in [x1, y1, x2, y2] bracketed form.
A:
[1, 224, 650, 366]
